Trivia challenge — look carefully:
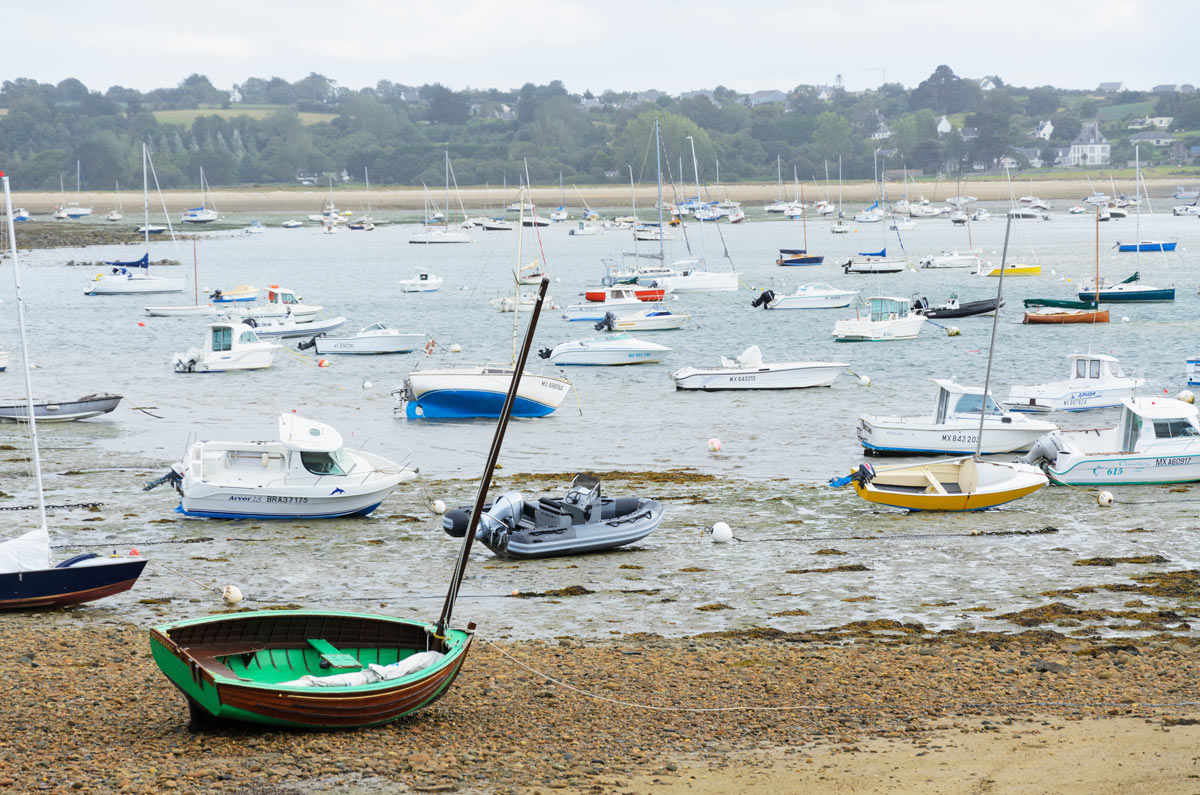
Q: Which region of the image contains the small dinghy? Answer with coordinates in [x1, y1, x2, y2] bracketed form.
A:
[399, 271, 443, 292]
[300, 322, 425, 355]
[443, 474, 664, 559]
[210, 285, 258, 303]
[242, 314, 346, 339]
[226, 286, 322, 321]
[145, 413, 416, 519]
[0, 393, 122, 423]
[672, 346, 850, 390]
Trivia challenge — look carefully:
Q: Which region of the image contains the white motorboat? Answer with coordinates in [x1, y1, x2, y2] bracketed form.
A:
[1004, 353, 1145, 412]
[537, 334, 670, 366]
[86, 254, 186, 295]
[153, 414, 415, 518]
[889, 216, 917, 231]
[1021, 397, 1200, 485]
[410, 226, 472, 244]
[1173, 204, 1200, 217]
[399, 271, 443, 292]
[920, 249, 981, 269]
[282, 220, 303, 228]
[305, 322, 426, 355]
[971, 208, 991, 222]
[1007, 207, 1039, 219]
[672, 346, 848, 390]
[491, 292, 551, 313]
[647, 261, 738, 292]
[854, 204, 884, 223]
[173, 321, 278, 373]
[227, 286, 322, 321]
[858, 379, 1057, 455]
[595, 304, 690, 332]
[841, 249, 908, 274]
[831, 219, 851, 234]
[568, 221, 599, 236]
[750, 283, 858, 310]
[562, 293, 645, 322]
[832, 296, 926, 342]
[480, 218, 515, 231]
[244, 314, 346, 339]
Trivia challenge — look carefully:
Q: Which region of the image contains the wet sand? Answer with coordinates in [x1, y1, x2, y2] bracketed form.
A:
[7, 177, 1189, 216]
[1, 614, 1196, 793]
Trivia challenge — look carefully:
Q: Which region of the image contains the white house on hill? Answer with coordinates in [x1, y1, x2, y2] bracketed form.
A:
[1067, 122, 1110, 166]
[1033, 120, 1054, 140]
[936, 115, 952, 135]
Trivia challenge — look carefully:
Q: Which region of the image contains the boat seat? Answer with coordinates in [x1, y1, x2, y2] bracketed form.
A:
[306, 638, 362, 669]
[923, 470, 948, 495]
[186, 642, 268, 681]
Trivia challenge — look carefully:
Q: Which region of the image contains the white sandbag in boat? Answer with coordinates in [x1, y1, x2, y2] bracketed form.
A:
[280, 651, 444, 687]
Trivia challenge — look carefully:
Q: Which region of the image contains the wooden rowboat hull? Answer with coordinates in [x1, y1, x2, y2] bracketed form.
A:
[150, 610, 473, 729]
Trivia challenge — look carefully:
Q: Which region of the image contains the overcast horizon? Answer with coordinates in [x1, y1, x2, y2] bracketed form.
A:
[8, 2, 1197, 98]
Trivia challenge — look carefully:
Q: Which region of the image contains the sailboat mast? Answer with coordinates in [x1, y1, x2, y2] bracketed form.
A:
[2, 172, 48, 532]
[142, 143, 150, 247]
[974, 214, 1014, 461]
[655, 119, 664, 261]
[1134, 144, 1141, 275]
[1095, 205, 1101, 303]
[365, 167, 372, 216]
[436, 275, 552, 638]
[688, 136, 705, 258]
[801, 182, 808, 250]
[444, 151, 450, 230]
[513, 192, 525, 363]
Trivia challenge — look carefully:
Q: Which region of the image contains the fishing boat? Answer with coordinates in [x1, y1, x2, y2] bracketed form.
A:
[0, 393, 123, 423]
[568, 221, 599, 236]
[442, 474, 663, 559]
[832, 297, 925, 342]
[0, 170, 146, 609]
[672, 346, 849, 390]
[1003, 353, 1144, 412]
[857, 379, 1057, 455]
[911, 295, 1003, 319]
[751, 283, 858, 310]
[226, 286, 322, 321]
[537, 334, 670, 366]
[302, 323, 425, 355]
[242, 314, 346, 339]
[146, 413, 416, 519]
[181, 168, 219, 223]
[595, 305, 690, 332]
[173, 321, 278, 373]
[397, 201, 572, 420]
[583, 285, 665, 303]
[832, 213, 1050, 510]
[210, 285, 259, 303]
[1020, 397, 1200, 485]
[399, 271, 443, 292]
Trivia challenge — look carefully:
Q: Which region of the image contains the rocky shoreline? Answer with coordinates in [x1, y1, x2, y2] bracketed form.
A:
[1, 615, 1197, 793]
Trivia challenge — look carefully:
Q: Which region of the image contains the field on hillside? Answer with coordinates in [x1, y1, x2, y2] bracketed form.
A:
[152, 105, 337, 126]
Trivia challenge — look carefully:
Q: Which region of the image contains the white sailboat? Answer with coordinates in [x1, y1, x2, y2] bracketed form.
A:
[410, 153, 472, 244]
[104, 181, 123, 222]
[181, 167, 219, 223]
[87, 144, 185, 295]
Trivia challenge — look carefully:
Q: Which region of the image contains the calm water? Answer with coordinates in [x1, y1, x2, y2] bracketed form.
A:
[2, 203, 1198, 638]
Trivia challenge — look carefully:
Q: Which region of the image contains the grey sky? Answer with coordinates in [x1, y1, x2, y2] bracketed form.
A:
[12, 1, 1196, 96]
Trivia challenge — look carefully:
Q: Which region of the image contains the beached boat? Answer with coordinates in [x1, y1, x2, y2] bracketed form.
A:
[282, 219, 303, 229]
[1020, 397, 1200, 485]
[147, 413, 416, 519]
[672, 346, 849, 390]
[751, 284, 858, 310]
[858, 379, 1057, 455]
[832, 457, 1048, 511]
[399, 271, 443, 292]
[832, 297, 925, 342]
[173, 321, 278, 373]
[537, 334, 670, 366]
[0, 173, 146, 609]
[398, 364, 571, 419]
[1003, 353, 1144, 413]
[442, 474, 663, 559]
[302, 323, 425, 355]
[0, 393, 123, 423]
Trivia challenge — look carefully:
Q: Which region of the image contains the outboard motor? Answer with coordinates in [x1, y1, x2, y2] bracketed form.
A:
[751, 289, 775, 309]
[594, 312, 617, 332]
[209, 289, 223, 301]
[296, 333, 324, 351]
[143, 463, 184, 493]
[1019, 434, 1064, 468]
[842, 259, 853, 273]
[537, 347, 553, 359]
[241, 317, 257, 328]
[828, 462, 876, 489]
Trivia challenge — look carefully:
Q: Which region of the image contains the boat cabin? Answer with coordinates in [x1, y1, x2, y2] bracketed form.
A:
[1067, 353, 1127, 384]
[933, 379, 1005, 423]
[868, 297, 910, 322]
[207, 322, 264, 355]
[1117, 398, 1200, 454]
[263, 286, 303, 306]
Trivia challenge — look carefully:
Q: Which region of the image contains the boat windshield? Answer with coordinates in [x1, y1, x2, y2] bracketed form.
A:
[1153, 419, 1199, 439]
[300, 448, 355, 476]
[954, 394, 1003, 415]
[238, 330, 260, 345]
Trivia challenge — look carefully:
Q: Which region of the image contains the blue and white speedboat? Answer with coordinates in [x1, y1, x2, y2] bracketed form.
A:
[538, 334, 669, 366]
[394, 366, 572, 419]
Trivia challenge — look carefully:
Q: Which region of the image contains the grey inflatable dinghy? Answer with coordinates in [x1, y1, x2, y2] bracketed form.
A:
[442, 473, 664, 559]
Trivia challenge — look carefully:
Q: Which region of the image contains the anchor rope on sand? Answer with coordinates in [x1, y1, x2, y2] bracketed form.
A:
[1, 501, 104, 512]
[1045, 472, 1200, 506]
[479, 636, 1200, 714]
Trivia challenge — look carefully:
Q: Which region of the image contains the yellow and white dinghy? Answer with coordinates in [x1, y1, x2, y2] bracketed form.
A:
[832, 457, 1047, 512]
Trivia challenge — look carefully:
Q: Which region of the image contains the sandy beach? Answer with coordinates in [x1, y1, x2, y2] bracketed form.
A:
[7, 177, 1193, 216]
[1, 614, 1196, 793]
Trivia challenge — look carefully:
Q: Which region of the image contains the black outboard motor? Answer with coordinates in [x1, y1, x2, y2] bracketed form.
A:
[209, 289, 223, 301]
[537, 347, 552, 359]
[842, 260, 853, 273]
[594, 311, 617, 332]
[850, 462, 876, 486]
[751, 289, 775, 309]
[296, 333, 324, 351]
[143, 463, 184, 493]
[242, 317, 257, 328]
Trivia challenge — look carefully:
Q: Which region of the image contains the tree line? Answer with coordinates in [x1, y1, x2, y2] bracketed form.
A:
[1, 66, 1196, 193]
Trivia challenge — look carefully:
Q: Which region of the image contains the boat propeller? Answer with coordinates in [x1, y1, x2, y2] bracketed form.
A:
[537, 347, 552, 359]
[751, 289, 775, 309]
[594, 312, 617, 332]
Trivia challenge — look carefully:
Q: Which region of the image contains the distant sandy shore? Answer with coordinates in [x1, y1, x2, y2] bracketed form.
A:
[8, 177, 1193, 215]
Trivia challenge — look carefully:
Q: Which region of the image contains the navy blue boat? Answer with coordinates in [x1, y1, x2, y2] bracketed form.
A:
[1, 552, 147, 610]
[1115, 240, 1176, 253]
[776, 248, 824, 266]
